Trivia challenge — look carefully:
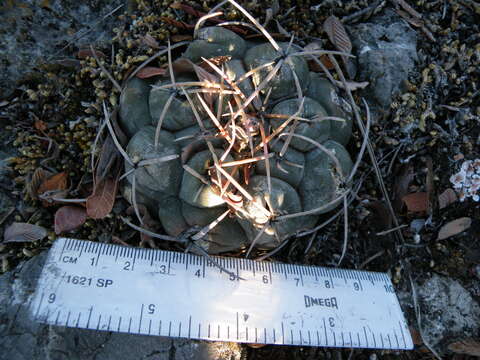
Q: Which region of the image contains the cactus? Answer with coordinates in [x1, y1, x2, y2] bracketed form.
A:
[116, 2, 359, 255]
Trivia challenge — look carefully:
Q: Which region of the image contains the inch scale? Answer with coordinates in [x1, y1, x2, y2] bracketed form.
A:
[30, 238, 413, 350]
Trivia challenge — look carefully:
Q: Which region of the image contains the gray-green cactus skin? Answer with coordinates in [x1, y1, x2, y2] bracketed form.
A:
[119, 27, 354, 253]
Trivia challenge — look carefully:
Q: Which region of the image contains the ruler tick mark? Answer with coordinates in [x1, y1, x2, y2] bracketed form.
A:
[117, 317, 122, 332]
[66, 311, 71, 327]
[159, 320, 162, 335]
[399, 321, 407, 348]
[281, 322, 285, 344]
[178, 322, 182, 337]
[55, 310, 61, 325]
[198, 323, 201, 338]
[168, 321, 172, 337]
[107, 316, 111, 331]
[128, 317, 132, 333]
[138, 304, 144, 333]
[323, 318, 328, 346]
[86, 306, 93, 328]
[363, 326, 369, 347]
[96, 314, 102, 330]
[76, 312, 81, 327]
[188, 316, 192, 338]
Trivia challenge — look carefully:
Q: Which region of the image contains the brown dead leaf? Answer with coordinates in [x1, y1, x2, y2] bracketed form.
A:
[402, 192, 428, 213]
[323, 15, 352, 55]
[28, 167, 53, 198]
[171, 34, 193, 42]
[448, 338, 480, 356]
[409, 327, 423, 346]
[438, 188, 458, 209]
[3, 222, 47, 243]
[54, 206, 87, 234]
[141, 34, 160, 49]
[135, 66, 167, 79]
[437, 217, 471, 240]
[393, 163, 414, 213]
[34, 119, 47, 132]
[37, 172, 68, 195]
[308, 55, 335, 72]
[37, 172, 68, 206]
[95, 135, 120, 184]
[77, 48, 106, 59]
[86, 176, 119, 219]
[425, 156, 434, 215]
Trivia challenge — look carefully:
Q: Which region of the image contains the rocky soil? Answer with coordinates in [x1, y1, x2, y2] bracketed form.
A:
[1, 0, 479, 359]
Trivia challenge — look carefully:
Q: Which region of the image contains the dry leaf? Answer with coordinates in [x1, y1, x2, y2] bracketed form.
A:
[77, 49, 106, 59]
[86, 177, 119, 219]
[323, 15, 352, 54]
[393, 163, 414, 213]
[393, 0, 422, 19]
[37, 172, 68, 195]
[437, 217, 472, 240]
[448, 338, 480, 356]
[37, 172, 68, 206]
[28, 167, 52, 198]
[141, 34, 160, 49]
[54, 206, 87, 234]
[402, 192, 428, 213]
[95, 135, 120, 183]
[333, 80, 369, 91]
[438, 188, 458, 209]
[3, 222, 47, 243]
[34, 119, 47, 132]
[409, 327, 423, 346]
[308, 55, 336, 72]
[135, 66, 167, 79]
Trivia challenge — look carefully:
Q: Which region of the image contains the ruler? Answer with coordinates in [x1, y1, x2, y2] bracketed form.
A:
[30, 238, 413, 349]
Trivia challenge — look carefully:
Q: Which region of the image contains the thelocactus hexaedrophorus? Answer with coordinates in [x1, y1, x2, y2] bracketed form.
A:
[118, 1, 357, 255]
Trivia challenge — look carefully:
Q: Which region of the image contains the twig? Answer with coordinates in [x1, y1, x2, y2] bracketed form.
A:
[90, 45, 122, 92]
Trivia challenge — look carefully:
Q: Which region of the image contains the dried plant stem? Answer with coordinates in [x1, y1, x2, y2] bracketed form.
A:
[336, 196, 349, 266]
[226, 0, 280, 51]
[102, 102, 133, 166]
[347, 98, 371, 183]
[121, 216, 178, 242]
[194, 11, 223, 38]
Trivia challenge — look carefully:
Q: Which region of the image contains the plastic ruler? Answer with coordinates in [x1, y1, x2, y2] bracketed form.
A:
[30, 237, 413, 349]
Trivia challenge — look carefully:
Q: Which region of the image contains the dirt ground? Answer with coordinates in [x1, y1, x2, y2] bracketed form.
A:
[1, 0, 479, 359]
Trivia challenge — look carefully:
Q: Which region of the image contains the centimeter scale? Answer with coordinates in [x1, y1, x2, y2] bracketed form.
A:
[30, 238, 413, 350]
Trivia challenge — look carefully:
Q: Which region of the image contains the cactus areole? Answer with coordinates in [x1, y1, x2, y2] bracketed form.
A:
[119, 18, 355, 254]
